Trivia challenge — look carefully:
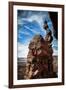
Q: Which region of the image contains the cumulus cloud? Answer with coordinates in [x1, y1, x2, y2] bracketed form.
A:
[17, 42, 29, 58]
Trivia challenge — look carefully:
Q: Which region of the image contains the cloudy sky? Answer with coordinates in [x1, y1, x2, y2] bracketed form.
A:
[17, 10, 58, 58]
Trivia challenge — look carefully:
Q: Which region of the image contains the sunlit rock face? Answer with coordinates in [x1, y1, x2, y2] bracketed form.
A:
[24, 35, 54, 79]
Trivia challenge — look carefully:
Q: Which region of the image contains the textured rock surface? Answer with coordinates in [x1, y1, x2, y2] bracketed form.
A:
[24, 35, 55, 79]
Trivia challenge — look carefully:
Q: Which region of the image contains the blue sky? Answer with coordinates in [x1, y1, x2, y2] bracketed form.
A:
[17, 10, 58, 58]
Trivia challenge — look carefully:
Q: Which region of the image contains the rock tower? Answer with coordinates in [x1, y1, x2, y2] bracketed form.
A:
[24, 34, 54, 79]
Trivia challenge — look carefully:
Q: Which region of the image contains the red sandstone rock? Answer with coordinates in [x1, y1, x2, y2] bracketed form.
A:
[24, 35, 54, 79]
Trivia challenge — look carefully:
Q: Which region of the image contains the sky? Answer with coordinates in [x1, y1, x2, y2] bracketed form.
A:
[17, 10, 58, 58]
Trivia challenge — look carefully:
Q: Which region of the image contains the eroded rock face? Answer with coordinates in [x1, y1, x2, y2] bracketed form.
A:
[24, 35, 54, 79]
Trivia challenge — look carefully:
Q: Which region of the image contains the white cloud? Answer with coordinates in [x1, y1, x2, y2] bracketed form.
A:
[53, 48, 58, 56]
[17, 19, 23, 25]
[17, 42, 29, 58]
[24, 25, 40, 34]
[28, 15, 43, 24]
[19, 30, 31, 36]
